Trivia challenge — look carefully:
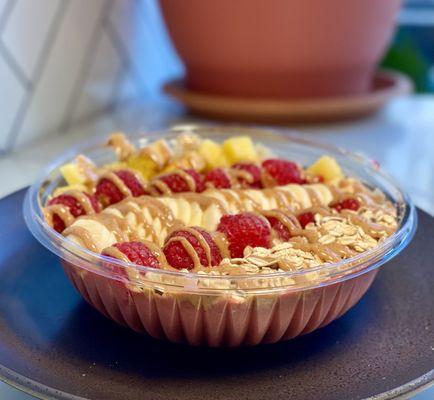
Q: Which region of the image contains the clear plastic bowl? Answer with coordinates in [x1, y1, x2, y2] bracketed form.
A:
[23, 126, 417, 346]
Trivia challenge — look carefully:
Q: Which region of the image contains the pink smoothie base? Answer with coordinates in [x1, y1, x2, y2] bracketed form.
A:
[62, 261, 377, 347]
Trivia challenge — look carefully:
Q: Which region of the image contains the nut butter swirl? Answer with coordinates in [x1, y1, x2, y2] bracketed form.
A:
[44, 189, 96, 229]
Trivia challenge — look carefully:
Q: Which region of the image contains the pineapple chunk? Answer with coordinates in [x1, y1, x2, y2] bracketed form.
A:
[60, 163, 87, 185]
[127, 155, 157, 180]
[223, 136, 258, 164]
[140, 139, 172, 169]
[199, 139, 228, 169]
[307, 156, 344, 182]
[53, 184, 88, 197]
[105, 161, 128, 171]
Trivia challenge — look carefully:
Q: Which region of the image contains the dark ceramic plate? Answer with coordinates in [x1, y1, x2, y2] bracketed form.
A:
[0, 189, 433, 400]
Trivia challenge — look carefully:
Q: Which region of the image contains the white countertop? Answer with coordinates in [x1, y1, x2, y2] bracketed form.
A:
[0, 94, 433, 399]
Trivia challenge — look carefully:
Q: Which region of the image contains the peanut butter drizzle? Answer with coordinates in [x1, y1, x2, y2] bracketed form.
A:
[172, 237, 203, 269]
[304, 186, 322, 206]
[260, 170, 277, 188]
[228, 169, 255, 185]
[107, 133, 136, 161]
[102, 240, 170, 270]
[44, 189, 96, 229]
[44, 205, 75, 228]
[166, 227, 214, 267]
[102, 246, 130, 263]
[148, 179, 171, 195]
[139, 139, 172, 169]
[215, 189, 244, 210]
[75, 155, 99, 183]
[232, 190, 262, 211]
[100, 171, 132, 197]
[261, 206, 330, 244]
[149, 169, 198, 195]
[274, 187, 300, 209]
[63, 225, 101, 253]
[66, 190, 95, 214]
[172, 192, 229, 214]
[213, 232, 230, 259]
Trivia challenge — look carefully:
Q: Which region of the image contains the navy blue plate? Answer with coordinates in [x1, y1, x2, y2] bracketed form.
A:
[0, 189, 433, 400]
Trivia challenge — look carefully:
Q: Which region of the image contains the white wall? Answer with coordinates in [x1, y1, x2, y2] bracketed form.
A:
[0, 0, 182, 153]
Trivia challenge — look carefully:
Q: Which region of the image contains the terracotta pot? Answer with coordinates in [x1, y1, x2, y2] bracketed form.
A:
[159, 0, 401, 98]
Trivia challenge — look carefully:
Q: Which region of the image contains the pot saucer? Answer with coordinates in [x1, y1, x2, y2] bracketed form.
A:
[163, 70, 412, 123]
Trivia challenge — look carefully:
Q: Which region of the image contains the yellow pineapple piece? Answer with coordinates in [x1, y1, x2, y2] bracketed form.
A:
[53, 184, 88, 197]
[307, 156, 344, 182]
[199, 139, 228, 169]
[127, 155, 157, 180]
[60, 163, 87, 185]
[160, 163, 178, 174]
[223, 136, 258, 164]
[104, 161, 128, 171]
[140, 139, 172, 169]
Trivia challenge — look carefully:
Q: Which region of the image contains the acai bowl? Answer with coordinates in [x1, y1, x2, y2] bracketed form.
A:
[23, 126, 416, 347]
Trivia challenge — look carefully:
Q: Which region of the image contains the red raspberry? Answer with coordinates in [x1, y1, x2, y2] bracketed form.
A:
[217, 213, 271, 258]
[262, 159, 303, 185]
[332, 198, 360, 212]
[297, 212, 315, 229]
[204, 168, 232, 189]
[52, 214, 67, 233]
[102, 241, 161, 281]
[265, 216, 291, 241]
[159, 169, 205, 193]
[111, 241, 160, 269]
[48, 192, 100, 233]
[232, 163, 262, 188]
[163, 227, 222, 270]
[96, 170, 146, 206]
[115, 170, 146, 197]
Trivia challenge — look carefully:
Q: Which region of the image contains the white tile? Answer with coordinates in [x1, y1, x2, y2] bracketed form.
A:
[108, 0, 165, 95]
[138, 0, 183, 79]
[0, 1, 8, 19]
[118, 72, 141, 102]
[1, 0, 61, 81]
[107, 0, 182, 95]
[0, 56, 26, 150]
[14, 0, 105, 148]
[70, 29, 122, 125]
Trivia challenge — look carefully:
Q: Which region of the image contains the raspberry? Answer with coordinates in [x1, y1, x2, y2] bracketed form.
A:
[262, 159, 303, 185]
[297, 212, 315, 229]
[158, 169, 205, 193]
[232, 163, 262, 188]
[332, 198, 360, 212]
[96, 170, 146, 206]
[48, 192, 100, 233]
[115, 170, 146, 197]
[96, 178, 123, 206]
[204, 168, 232, 189]
[163, 227, 222, 270]
[111, 241, 160, 269]
[102, 241, 161, 281]
[217, 213, 271, 258]
[52, 214, 66, 233]
[265, 216, 292, 241]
